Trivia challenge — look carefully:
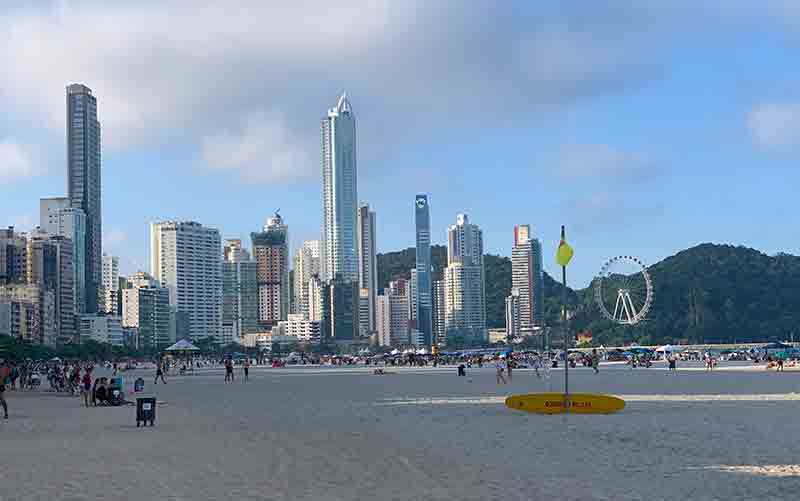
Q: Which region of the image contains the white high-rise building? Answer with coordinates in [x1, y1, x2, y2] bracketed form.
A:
[375, 295, 391, 347]
[292, 240, 320, 318]
[276, 313, 323, 344]
[432, 279, 446, 345]
[322, 93, 358, 283]
[357, 203, 376, 337]
[409, 268, 418, 322]
[444, 214, 486, 344]
[511, 224, 544, 335]
[308, 274, 327, 323]
[40, 198, 86, 316]
[150, 221, 222, 342]
[382, 279, 410, 347]
[101, 254, 119, 314]
[505, 287, 521, 339]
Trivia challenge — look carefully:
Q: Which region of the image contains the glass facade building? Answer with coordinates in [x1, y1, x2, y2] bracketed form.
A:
[322, 93, 358, 283]
[66, 83, 101, 314]
[414, 195, 433, 346]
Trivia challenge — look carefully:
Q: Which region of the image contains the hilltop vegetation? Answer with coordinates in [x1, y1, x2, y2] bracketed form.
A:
[377, 244, 800, 345]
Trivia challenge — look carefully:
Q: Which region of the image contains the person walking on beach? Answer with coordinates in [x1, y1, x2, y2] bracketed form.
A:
[668, 355, 677, 373]
[495, 357, 507, 385]
[81, 368, 92, 407]
[533, 355, 542, 378]
[243, 358, 250, 382]
[224, 358, 234, 383]
[1, 361, 10, 419]
[591, 349, 600, 374]
[154, 361, 167, 385]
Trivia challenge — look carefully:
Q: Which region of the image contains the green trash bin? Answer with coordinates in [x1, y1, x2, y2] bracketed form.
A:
[136, 397, 156, 427]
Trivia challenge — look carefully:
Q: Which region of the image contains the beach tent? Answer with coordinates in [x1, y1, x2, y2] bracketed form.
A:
[655, 345, 681, 353]
[165, 339, 200, 352]
[165, 339, 200, 372]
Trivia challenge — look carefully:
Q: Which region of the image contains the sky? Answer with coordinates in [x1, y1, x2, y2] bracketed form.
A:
[2, 1, 800, 288]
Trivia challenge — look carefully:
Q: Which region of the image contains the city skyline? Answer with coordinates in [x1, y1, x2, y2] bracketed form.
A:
[4, 4, 800, 290]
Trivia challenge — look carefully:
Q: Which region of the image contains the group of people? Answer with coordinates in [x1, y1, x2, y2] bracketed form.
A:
[223, 358, 251, 382]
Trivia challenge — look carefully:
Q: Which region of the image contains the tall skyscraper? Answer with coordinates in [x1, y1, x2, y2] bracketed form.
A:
[322, 93, 358, 283]
[251, 213, 289, 328]
[101, 254, 119, 315]
[292, 240, 320, 318]
[150, 221, 222, 342]
[222, 240, 259, 344]
[357, 203, 377, 337]
[40, 197, 86, 316]
[511, 224, 544, 334]
[444, 214, 486, 344]
[414, 194, 433, 346]
[67, 83, 101, 314]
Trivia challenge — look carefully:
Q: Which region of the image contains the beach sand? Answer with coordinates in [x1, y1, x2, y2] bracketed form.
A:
[2, 363, 800, 500]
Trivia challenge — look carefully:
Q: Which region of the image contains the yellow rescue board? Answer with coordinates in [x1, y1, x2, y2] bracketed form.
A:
[505, 393, 625, 414]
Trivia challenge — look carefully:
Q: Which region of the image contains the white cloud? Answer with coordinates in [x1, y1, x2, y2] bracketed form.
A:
[0, 2, 678, 184]
[748, 102, 800, 149]
[201, 112, 314, 183]
[0, 138, 36, 182]
[4, 2, 800, 184]
[556, 144, 658, 181]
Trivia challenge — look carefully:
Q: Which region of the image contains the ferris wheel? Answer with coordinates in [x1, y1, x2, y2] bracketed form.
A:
[593, 255, 654, 325]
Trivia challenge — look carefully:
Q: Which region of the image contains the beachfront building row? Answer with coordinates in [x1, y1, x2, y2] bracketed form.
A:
[0, 226, 74, 346]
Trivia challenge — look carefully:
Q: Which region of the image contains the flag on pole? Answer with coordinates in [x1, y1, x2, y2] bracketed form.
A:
[556, 225, 574, 267]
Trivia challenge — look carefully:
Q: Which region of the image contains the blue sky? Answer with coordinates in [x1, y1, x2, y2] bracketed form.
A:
[2, 1, 800, 287]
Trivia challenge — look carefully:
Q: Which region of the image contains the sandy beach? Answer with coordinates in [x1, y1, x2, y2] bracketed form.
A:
[3, 363, 800, 500]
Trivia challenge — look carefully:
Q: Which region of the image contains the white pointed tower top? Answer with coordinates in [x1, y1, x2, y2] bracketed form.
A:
[336, 91, 353, 115]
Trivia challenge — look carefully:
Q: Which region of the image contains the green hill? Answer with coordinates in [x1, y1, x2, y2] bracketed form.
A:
[376, 246, 577, 329]
[377, 244, 800, 344]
